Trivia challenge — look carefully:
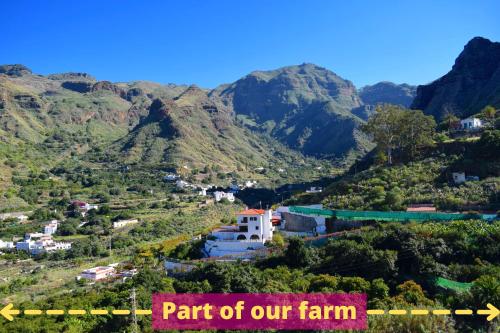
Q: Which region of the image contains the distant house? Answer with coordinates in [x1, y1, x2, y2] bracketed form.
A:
[306, 187, 323, 193]
[164, 174, 179, 181]
[113, 219, 139, 229]
[80, 266, 116, 281]
[244, 180, 257, 188]
[0, 240, 14, 249]
[460, 117, 483, 130]
[71, 201, 98, 216]
[176, 180, 189, 189]
[43, 220, 59, 235]
[213, 191, 235, 202]
[16, 233, 71, 254]
[406, 204, 436, 212]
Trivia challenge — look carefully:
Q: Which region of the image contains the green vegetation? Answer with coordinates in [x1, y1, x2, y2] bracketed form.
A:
[1, 221, 498, 332]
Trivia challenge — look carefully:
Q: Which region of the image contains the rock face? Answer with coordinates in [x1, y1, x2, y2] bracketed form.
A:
[119, 89, 304, 170]
[411, 37, 500, 120]
[91, 81, 127, 98]
[61, 81, 94, 93]
[212, 63, 371, 158]
[47, 72, 96, 81]
[359, 82, 416, 107]
[0, 64, 32, 77]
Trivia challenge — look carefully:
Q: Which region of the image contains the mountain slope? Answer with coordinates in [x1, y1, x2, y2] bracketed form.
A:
[411, 37, 500, 120]
[117, 86, 316, 173]
[212, 63, 373, 158]
[359, 82, 416, 107]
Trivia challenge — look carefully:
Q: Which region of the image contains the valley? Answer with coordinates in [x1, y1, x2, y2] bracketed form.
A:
[0, 36, 499, 333]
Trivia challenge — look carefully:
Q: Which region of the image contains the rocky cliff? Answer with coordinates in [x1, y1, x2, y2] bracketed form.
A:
[411, 37, 500, 120]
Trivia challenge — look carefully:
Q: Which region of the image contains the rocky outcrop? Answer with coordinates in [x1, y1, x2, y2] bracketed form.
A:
[47, 72, 96, 81]
[91, 81, 127, 99]
[61, 81, 94, 93]
[359, 82, 416, 107]
[0, 64, 32, 77]
[411, 37, 500, 120]
[125, 87, 144, 101]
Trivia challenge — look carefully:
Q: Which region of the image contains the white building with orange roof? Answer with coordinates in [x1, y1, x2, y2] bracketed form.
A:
[204, 209, 274, 257]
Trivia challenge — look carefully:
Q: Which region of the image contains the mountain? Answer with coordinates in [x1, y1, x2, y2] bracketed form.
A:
[0, 65, 188, 144]
[359, 82, 416, 107]
[411, 37, 500, 120]
[211, 63, 373, 158]
[116, 85, 312, 172]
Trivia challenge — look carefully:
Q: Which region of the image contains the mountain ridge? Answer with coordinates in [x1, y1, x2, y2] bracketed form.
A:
[411, 36, 500, 119]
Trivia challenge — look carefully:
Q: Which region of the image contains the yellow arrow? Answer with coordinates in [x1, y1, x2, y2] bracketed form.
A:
[0, 303, 20, 321]
[477, 303, 499, 321]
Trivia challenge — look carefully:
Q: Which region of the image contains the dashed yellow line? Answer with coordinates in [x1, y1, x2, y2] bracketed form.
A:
[46, 310, 64, 315]
[388, 309, 407, 315]
[24, 310, 42, 315]
[455, 309, 473, 315]
[366, 309, 385, 315]
[135, 309, 152, 315]
[68, 309, 86, 315]
[112, 309, 131, 315]
[90, 309, 109, 315]
[411, 309, 429, 315]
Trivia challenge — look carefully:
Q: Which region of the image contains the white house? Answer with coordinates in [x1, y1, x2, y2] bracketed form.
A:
[204, 209, 275, 257]
[176, 179, 190, 189]
[16, 233, 71, 254]
[113, 219, 139, 229]
[0, 240, 14, 249]
[306, 186, 323, 193]
[164, 174, 179, 181]
[80, 266, 116, 281]
[72, 201, 98, 217]
[213, 191, 235, 202]
[460, 117, 483, 130]
[43, 220, 59, 235]
[244, 180, 257, 188]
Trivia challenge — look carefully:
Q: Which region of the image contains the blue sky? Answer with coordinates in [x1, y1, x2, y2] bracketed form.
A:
[1, 0, 499, 88]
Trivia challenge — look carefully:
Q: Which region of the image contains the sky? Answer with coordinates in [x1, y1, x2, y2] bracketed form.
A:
[1, 0, 499, 88]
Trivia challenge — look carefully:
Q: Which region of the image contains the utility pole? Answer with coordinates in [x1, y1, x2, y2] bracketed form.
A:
[131, 288, 138, 333]
[108, 236, 112, 258]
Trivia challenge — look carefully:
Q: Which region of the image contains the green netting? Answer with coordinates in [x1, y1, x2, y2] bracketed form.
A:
[288, 206, 492, 222]
[435, 277, 472, 292]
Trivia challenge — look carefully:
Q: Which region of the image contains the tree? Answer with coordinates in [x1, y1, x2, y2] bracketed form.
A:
[362, 105, 436, 164]
[362, 104, 405, 165]
[285, 237, 312, 268]
[480, 105, 497, 127]
[400, 110, 436, 159]
[440, 111, 460, 131]
[394, 280, 434, 306]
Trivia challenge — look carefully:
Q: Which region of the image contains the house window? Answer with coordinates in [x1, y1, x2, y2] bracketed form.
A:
[255, 226, 259, 230]
[249, 217, 257, 221]
[239, 226, 248, 232]
[241, 217, 248, 223]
